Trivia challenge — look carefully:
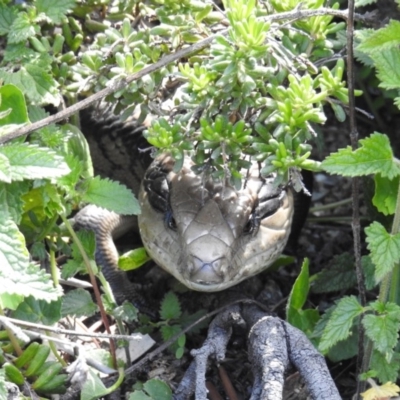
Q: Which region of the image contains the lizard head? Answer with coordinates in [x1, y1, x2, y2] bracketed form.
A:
[138, 154, 294, 292]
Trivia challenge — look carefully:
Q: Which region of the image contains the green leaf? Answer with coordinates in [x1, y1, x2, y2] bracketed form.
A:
[0, 182, 29, 224]
[0, 84, 29, 126]
[160, 325, 184, 354]
[363, 302, 400, 357]
[81, 369, 109, 400]
[371, 48, 400, 90]
[370, 349, 400, 383]
[311, 253, 357, 293]
[143, 379, 172, 400]
[8, 12, 37, 44]
[0, 292, 24, 311]
[118, 248, 151, 271]
[82, 176, 140, 215]
[357, 20, 400, 54]
[129, 391, 152, 400]
[322, 133, 400, 179]
[0, 5, 17, 36]
[0, 154, 11, 183]
[61, 288, 98, 318]
[0, 369, 7, 399]
[12, 297, 62, 325]
[0, 143, 70, 181]
[112, 302, 138, 323]
[319, 296, 364, 353]
[355, 0, 377, 6]
[61, 259, 85, 280]
[327, 328, 359, 362]
[373, 174, 399, 216]
[36, 0, 76, 24]
[0, 215, 61, 302]
[287, 258, 310, 312]
[362, 255, 378, 290]
[0, 65, 60, 106]
[160, 292, 181, 320]
[365, 221, 400, 283]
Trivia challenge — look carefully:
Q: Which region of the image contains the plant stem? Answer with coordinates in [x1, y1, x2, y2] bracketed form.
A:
[0, 306, 22, 356]
[60, 214, 117, 368]
[49, 248, 59, 287]
[46, 330, 67, 367]
[309, 198, 352, 213]
[378, 177, 400, 304]
[362, 175, 400, 378]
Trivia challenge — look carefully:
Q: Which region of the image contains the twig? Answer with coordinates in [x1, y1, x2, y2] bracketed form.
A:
[346, 1, 366, 398]
[0, 315, 143, 341]
[1, 8, 372, 145]
[123, 298, 263, 376]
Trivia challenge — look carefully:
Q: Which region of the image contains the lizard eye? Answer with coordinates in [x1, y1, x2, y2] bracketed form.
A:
[243, 214, 257, 235]
[165, 210, 177, 231]
[243, 188, 284, 236]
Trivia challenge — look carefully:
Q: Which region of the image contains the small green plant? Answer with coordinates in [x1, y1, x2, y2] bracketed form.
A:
[309, 18, 400, 383]
[130, 378, 173, 400]
[0, 0, 378, 397]
[1, 341, 68, 395]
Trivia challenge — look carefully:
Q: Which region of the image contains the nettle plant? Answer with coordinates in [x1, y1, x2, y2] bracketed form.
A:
[0, 0, 385, 396]
[306, 19, 400, 385]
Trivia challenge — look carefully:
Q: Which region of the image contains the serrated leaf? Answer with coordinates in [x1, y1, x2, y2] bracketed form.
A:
[160, 325, 182, 342]
[0, 181, 29, 223]
[365, 221, 400, 283]
[36, 0, 76, 24]
[12, 297, 62, 325]
[0, 143, 70, 181]
[357, 20, 400, 54]
[370, 350, 400, 383]
[373, 174, 399, 215]
[63, 124, 93, 179]
[8, 12, 37, 44]
[311, 253, 357, 293]
[371, 48, 400, 91]
[0, 154, 11, 183]
[327, 327, 359, 362]
[82, 176, 140, 215]
[322, 132, 400, 179]
[361, 381, 400, 400]
[0, 5, 17, 35]
[112, 302, 138, 322]
[0, 369, 7, 399]
[0, 292, 24, 310]
[160, 292, 181, 320]
[0, 215, 61, 301]
[363, 313, 400, 357]
[61, 259, 85, 280]
[143, 379, 172, 400]
[61, 288, 98, 318]
[362, 255, 378, 290]
[319, 296, 364, 353]
[355, 0, 377, 5]
[0, 65, 60, 106]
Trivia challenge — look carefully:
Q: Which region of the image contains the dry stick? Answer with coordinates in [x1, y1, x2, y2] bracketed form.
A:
[0, 9, 372, 145]
[346, 2, 367, 399]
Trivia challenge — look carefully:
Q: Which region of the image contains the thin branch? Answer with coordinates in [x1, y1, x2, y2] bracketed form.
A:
[346, 0, 367, 398]
[0, 315, 144, 341]
[0, 8, 372, 145]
